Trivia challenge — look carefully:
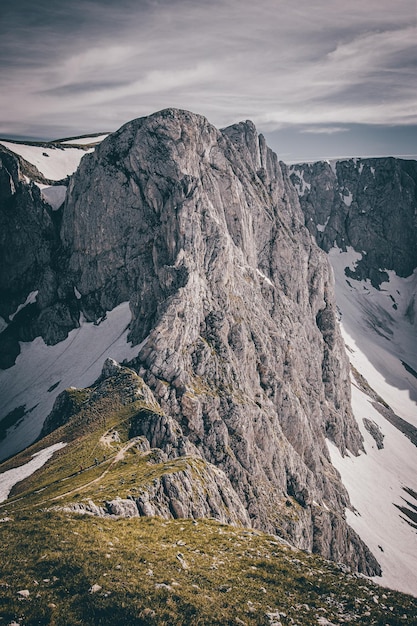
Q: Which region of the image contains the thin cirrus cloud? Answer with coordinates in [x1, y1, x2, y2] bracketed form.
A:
[0, 0, 416, 141]
[301, 127, 349, 135]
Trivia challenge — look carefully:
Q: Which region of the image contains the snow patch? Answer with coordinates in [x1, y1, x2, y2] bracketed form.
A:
[0, 442, 67, 503]
[10, 291, 38, 321]
[316, 216, 330, 232]
[256, 268, 274, 287]
[0, 141, 92, 181]
[341, 190, 353, 207]
[37, 184, 67, 210]
[0, 302, 139, 461]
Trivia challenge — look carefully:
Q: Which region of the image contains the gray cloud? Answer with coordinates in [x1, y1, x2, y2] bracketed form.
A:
[1, 0, 416, 142]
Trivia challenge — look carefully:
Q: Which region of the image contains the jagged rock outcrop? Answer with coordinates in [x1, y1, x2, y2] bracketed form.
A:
[59, 448, 251, 527]
[289, 158, 417, 286]
[50, 359, 250, 527]
[2, 110, 380, 573]
[65, 459, 251, 527]
[363, 418, 385, 449]
[0, 146, 77, 367]
[132, 458, 250, 525]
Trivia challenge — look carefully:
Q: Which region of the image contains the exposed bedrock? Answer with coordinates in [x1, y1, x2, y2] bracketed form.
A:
[8, 110, 379, 573]
[289, 158, 417, 286]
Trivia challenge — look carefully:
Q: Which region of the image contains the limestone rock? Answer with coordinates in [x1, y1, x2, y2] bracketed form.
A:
[133, 457, 251, 527]
[0, 147, 62, 366]
[58, 110, 371, 570]
[63, 458, 251, 528]
[40, 387, 90, 438]
[105, 497, 139, 517]
[289, 158, 417, 286]
[3, 110, 379, 573]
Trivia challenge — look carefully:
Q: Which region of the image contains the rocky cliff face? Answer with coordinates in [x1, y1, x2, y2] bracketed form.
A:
[0, 110, 380, 574]
[47, 358, 251, 529]
[289, 158, 417, 286]
[0, 147, 69, 368]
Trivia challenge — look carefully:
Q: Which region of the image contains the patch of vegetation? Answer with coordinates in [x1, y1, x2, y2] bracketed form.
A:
[1, 367, 416, 624]
[0, 512, 416, 625]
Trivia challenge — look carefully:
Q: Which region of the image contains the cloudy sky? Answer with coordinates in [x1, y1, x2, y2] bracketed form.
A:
[1, 0, 416, 160]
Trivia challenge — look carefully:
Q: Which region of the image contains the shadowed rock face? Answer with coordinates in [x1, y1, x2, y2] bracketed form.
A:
[0, 148, 68, 367]
[289, 158, 417, 287]
[1, 109, 380, 574]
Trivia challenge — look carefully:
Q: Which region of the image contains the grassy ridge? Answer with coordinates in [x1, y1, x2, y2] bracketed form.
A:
[1, 513, 417, 625]
[1, 371, 417, 624]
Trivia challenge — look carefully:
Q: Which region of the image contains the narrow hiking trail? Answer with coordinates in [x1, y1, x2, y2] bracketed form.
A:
[0, 438, 143, 513]
[51, 438, 141, 502]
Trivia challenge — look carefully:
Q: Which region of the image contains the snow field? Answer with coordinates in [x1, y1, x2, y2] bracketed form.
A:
[328, 247, 417, 596]
[0, 303, 139, 462]
[0, 141, 91, 180]
[0, 442, 67, 503]
[329, 247, 417, 426]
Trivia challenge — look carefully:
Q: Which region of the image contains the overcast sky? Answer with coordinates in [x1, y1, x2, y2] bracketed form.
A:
[1, 0, 416, 160]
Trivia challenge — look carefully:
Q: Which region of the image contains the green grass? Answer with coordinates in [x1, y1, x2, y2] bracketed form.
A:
[1, 367, 417, 624]
[1, 513, 416, 626]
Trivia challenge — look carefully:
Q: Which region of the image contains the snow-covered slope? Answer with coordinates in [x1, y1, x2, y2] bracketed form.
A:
[0, 133, 108, 209]
[330, 248, 417, 425]
[328, 247, 417, 596]
[0, 140, 90, 181]
[0, 441, 67, 503]
[0, 303, 139, 462]
[57, 134, 109, 146]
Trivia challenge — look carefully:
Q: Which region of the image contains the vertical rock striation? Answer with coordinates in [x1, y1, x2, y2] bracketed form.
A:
[54, 109, 377, 573]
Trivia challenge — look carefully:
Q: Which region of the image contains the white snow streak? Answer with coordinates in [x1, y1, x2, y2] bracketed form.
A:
[256, 268, 274, 287]
[10, 291, 38, 321]
[0, 442, 67, 503]
[0, 302, 139, 461]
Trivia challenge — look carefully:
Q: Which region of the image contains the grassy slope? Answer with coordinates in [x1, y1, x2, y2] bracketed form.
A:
[1, 375, 417, 625]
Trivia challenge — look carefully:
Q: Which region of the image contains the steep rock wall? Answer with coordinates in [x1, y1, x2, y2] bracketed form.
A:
[0, 148, 74, 367]
[289, 158, 417, 286]
[53, 109, 378, 572]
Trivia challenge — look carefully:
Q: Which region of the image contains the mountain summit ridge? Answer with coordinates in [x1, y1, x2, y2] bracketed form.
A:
[0, 108, 380, 575]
